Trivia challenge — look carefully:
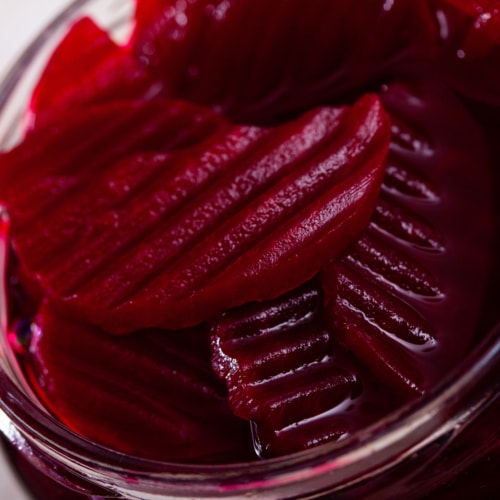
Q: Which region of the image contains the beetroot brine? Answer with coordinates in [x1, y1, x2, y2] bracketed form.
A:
[1, 0, 498, 464]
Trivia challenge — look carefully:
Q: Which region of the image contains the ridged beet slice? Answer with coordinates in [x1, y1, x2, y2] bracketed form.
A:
[14, 126, 266, 272]
[39, 106, 339, 297]
[39, 94, 389, 332]
[327, 262, 433, 398]
[0, 98, 225, 203]
[24, 303, 253, 463]
[2, 95, 388, 332]
[323, 79, 495, 398]
[232, 358, 357, 428]
[0, 99, 226, 307]
[212, 282, 326, 383]
[211, 283, 352, 429]
[211, 281, 401, 457]
[254, 413, 353, 458]
[30, 17, 116, 111]
[30, 17, 160, 121]
[132, 0, 438, 123]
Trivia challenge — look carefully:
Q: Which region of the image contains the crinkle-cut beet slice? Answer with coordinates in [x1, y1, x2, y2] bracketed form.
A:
[231, 357, 358, 428]
[13, 125, 269, 280]
[254, 414, 353, 458]
[253, 374, 400, 457]
[30, 17, 117, 113]
[326, 263, 432, 399]
[370, 199, 444, 251]
[12, 101, 342, 324]
[431, 0, 500, 106]
[43, 94, 389, 332]
[323, 79, 495, 398]
[211, 282, 325, 383]
[30, 17, 161, 123]
[210, 281, 402, 457]
[211, 282, 353, 431]
[132, 0, 438, 123]
[0, 98, 226, 202]
[344, 234, 442, 297]
[31, 51, 162, 128]
[0, 99, 347, 327]
[24, 303, 253, 463]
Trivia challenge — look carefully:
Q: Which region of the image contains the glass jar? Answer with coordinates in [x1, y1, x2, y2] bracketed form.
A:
[0, 1, 498, 498]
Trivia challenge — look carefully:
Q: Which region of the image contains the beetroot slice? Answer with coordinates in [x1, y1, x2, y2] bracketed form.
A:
[323, 79, 495, 398]
[29, 17, 161, 123]
[24, 303, 252, 463]
[132, 0, 438, 123]
[32, 51, 161, 126]
[0, 99, 226, 203]
[30, 94, 389, 332]
[30, 17, 116, 113]
[0, 99, 226, 307]
[432, 0, 500, 106]
[210, 281, 401, 457]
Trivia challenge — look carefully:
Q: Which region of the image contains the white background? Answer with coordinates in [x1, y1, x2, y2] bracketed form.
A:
[0, 0, 71, 79]
[0, 2, 72, 498]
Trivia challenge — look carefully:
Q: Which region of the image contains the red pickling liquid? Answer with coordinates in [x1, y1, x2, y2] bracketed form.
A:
[0, 1, 498, 493]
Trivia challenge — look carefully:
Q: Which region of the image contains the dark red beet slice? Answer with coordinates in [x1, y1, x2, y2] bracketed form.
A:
[30, 17, 116, 111]
[208, 80, 494, 457]
[211, 281, 401, 457]
[212, 282, 328, 394]
[30, 17, 160, 122]
[325, 262, 433, 399]
[132, 0, 438, 123]
[24, 303, 253, 463]
[323, 79, 495, 398]
[0, 99, 226, 203]
[0, 99, 225, 306]
[26, 94, 389, 332]
[432, 0, 500, 106]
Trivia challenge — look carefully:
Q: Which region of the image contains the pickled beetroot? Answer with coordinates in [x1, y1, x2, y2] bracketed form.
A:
[85, 94, 388, 331]
[0, 0, 497, 468]
[323, 79, 494, 398]
[211, 281, 401, 456]
[25, 304, 252, 463]
[0, 99, 225, 202]
[3, 94, 390, 332]
[30, 17, 159, 121]
[210, 79, 494, 454]
[132, 0, 438, 123]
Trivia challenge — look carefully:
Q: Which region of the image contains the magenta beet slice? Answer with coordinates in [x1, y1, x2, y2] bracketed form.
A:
[211, 281, 401, 457]
[24, 303, 252, 463]
[132, 0, 438, 123]
[323, 79, 495, 398]
[23, 94, 390, 332]
[29, 17, 160, 122]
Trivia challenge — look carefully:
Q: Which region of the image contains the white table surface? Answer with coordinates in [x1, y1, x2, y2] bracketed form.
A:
[0, 2, 72, 498]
